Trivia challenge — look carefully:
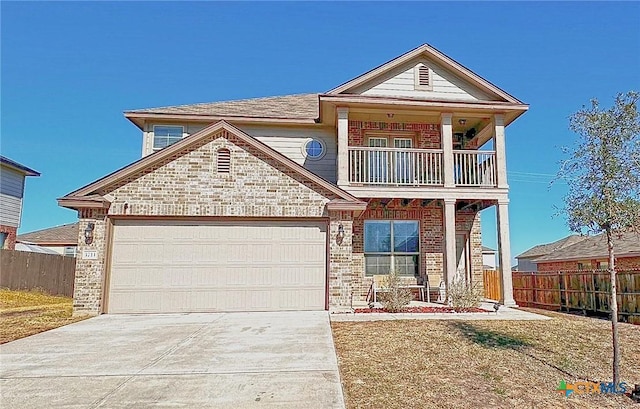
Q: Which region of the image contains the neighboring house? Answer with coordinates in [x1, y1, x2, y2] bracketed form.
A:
[15, 242, 61, 255]
[0, 156, 40, 250]
[516, 235, 588, 272]
[58, 44, 528, 315]
[482, 246, 497, 270]
[16, 223, 79, 257]
[534, 231, 640, 271]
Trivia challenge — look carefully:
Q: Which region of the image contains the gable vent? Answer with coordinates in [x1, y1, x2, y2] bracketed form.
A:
[414, 64, 432, 90]
[217, 148, 231, 173]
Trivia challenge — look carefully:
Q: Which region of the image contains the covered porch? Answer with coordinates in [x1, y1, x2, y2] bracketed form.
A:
[346, 197, 515, 308]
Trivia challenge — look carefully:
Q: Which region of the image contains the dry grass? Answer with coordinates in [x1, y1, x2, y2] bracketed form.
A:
[0, 288, 88, 344]
[332, 308, 640, 409]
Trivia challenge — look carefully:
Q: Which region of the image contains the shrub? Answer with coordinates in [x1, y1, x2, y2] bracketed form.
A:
[381, 270, 413, 312]
[447, 277, 483, 309]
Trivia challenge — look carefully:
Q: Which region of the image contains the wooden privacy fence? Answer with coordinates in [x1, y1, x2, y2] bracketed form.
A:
[0, 250, 76, 297]
[513, 269, 640, 325]
[483, 269, 501, 301]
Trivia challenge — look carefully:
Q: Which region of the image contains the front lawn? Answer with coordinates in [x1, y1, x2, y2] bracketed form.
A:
[0, 289, 88, 344]
[332, 309, 640, 408]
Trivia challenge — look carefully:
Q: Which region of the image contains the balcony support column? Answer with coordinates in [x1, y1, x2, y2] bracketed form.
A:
[496, 199, 516, 306]
[441, 113, 454, 188]
[337, 107, 349, 187]
[493, 114, 508, 189]
[443, 198, 457, 304]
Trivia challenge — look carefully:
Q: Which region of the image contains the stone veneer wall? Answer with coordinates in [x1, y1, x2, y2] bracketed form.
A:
[348, 121, 441, 148]
[351, 200, 483, 302]
[72, 129, 351, 315]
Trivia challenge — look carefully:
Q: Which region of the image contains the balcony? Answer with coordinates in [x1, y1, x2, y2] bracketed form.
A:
[348, 147, 497, 187]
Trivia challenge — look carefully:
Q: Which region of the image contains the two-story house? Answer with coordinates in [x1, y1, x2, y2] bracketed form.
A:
[59, 44, 528, 314]
[1, 156, 40, 250]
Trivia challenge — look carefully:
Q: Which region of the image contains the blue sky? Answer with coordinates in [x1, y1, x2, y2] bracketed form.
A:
[2, 2, 639, 258]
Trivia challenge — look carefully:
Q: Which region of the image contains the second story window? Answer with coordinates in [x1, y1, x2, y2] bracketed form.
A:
[153, 126, 184, 150]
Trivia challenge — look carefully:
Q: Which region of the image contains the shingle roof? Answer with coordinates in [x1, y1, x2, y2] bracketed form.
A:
[125, 93, 320, 120]
[516, 235, 589, 259]
[535, 231, 640, 263]
[482, 246, 496, 252]
[17, 223, 78, 245]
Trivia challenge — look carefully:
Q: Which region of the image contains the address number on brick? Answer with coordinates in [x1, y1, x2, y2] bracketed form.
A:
[83, 250, 98, 260]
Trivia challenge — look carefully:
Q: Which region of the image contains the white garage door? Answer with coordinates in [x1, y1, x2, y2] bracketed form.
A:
[107, 220, 327, 313]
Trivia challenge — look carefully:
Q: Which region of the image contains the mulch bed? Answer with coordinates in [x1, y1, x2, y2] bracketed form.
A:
[354, 306, 488, 313]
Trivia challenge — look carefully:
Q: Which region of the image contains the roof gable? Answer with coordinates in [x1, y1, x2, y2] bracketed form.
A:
[17, 223, 78, 245]
[327, 44, 523, 104]
[59, 121, 361, 208]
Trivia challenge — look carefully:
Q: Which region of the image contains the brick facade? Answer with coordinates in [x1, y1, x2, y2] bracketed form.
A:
[350, 200, 484, 303]
[329, 212, 354, 310]
[0, 225, 17, 250]
[73, 209, 108, 314]
[102, 130, 336, 218]
[73, 129, 346, 315]
[71, 127, 488, 314]
[348, 121, 441, 148]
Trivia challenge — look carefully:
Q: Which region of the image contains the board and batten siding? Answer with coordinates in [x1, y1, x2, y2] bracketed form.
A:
[141, 123, 337, 183]
[353, 58, 492, 101]
[0, 166, 26, 227]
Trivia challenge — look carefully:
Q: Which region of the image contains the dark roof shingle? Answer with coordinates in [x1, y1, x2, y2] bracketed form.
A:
[17, 223, 78, 245]
[125, 93, 320, 120]
[516, 235, 588, 259]
[535, 231, 640, 263]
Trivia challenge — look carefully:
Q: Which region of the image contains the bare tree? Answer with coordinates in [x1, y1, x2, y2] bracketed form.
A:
[558, 91, 640, 384]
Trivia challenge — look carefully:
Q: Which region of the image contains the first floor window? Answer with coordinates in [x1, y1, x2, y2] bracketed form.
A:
[63, 246, 77, 257]
[364, 220, 419, 276]
[153, 125, 184, 150]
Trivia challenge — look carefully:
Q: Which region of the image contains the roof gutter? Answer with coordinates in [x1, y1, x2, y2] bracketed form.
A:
[123, 112, 319, 130]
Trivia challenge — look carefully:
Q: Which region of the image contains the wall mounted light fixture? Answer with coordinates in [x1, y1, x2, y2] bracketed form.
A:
[458, 118, 467, 126]
[84, 222, 95, 245]
[336, 224, 345, 244]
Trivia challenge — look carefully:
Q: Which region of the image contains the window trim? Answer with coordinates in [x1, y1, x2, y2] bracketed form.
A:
[301, 138, 326, 160]
[152, 125, 185, 151]
[364, 219, 420, 277]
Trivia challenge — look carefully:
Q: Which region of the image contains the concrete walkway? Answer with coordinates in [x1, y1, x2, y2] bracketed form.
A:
[331, 302, 552, 322]
[0, 312, 345, 409]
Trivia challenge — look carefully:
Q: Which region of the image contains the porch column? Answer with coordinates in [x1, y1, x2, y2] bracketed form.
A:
[496, 199, 516, 306]
[337, 107, 349, 187]
[440, 113, 454, 188]
[443, 198, 457, 302]
[493, 114, 508, 189]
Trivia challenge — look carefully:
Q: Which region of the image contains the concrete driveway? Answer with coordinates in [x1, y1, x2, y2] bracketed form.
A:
[0, 312, 345, 408]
